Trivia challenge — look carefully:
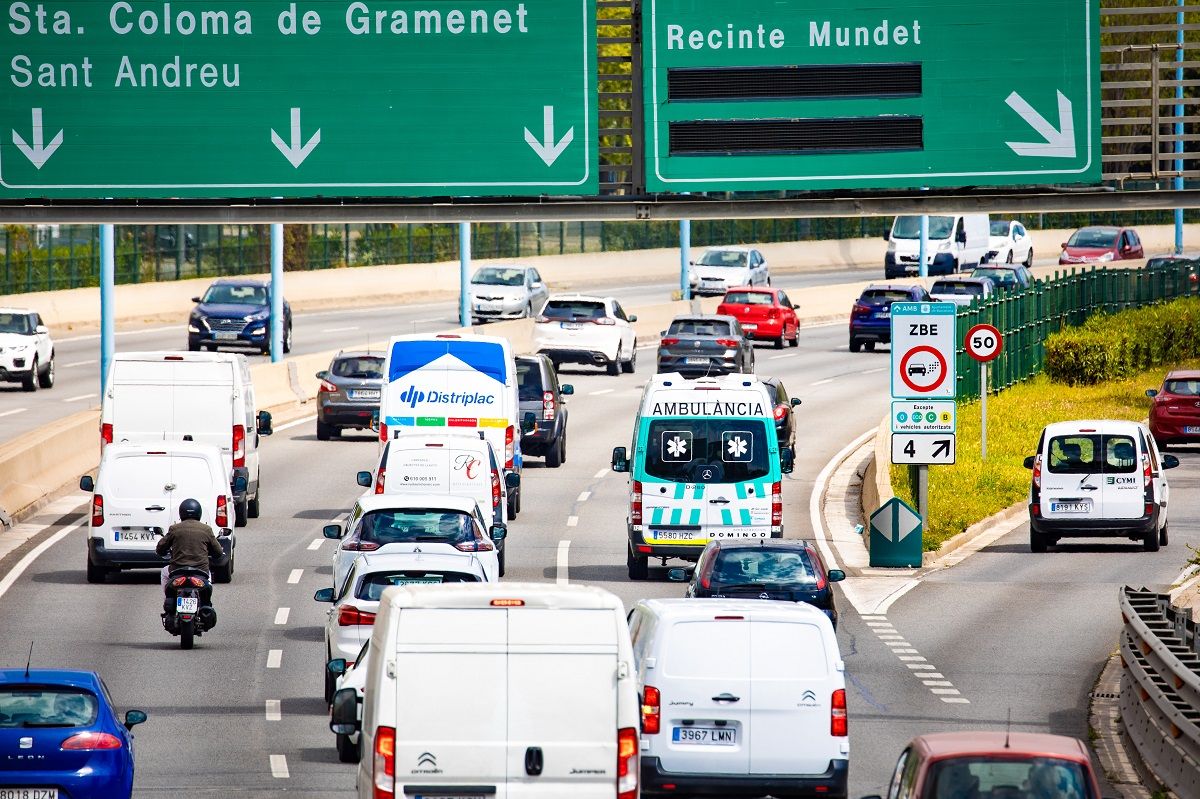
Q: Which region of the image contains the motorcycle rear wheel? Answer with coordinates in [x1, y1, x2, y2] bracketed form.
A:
[180, 618, 195, 650]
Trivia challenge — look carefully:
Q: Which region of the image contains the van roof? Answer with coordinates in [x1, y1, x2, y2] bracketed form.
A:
[102, 441, 225, 460]
[354, 493, 482, 514]
[114, 350, 243, 365]
[378, 581, 623, 611]
[640, 597, 833, 624]
[386, 333, 514, 350]
[389, 431, 491, 447]
[646, 373, 765, 392]
[1041, 419, 1147, 437]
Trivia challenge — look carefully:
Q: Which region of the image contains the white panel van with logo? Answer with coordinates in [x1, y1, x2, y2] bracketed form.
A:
[884, 214, 990, 277]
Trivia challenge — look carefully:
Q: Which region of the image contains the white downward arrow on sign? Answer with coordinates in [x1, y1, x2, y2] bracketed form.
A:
[12, 108, 63, 170]
[524, 106, 574, 167]
[1005, 90, 1076, 159]
[271, 107, 321, 168]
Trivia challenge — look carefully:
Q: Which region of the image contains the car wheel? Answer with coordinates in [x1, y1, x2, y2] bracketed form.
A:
[560, 431, 567, 464]
[849, 338, 862, 353]
[1160, 524, 1169, 546]
[283, 323, 293, 354]
[621, 345, 636, 374]
[316, 421, 333, 441]
[627, 545, 649, 581]
[234, 498, 248, 528]
[789, 325, 799, 347]
[202, 343, 215, 352]
[336, 733, 360, 763]
[21, 357, 37, 392]
[525, 302, 534, 319]
[774, 330, 785, 349]
[86, 555, 107, 584]
[1144, 527, 1160, 552]
[248, 486, 261, 519]
[212, 550, 233, 584]
[38, 353, 54, 388]
[546, 436, 563, 468]
[188, 339, 200, 352]
[1024, 248, 1034, 268]
[498, 545, 506, 577]
[1005, 250, 1014, 264]
[607, 351, 621, 376]
[864, 341, 876, 352]
[1030, 529, 1049, 553]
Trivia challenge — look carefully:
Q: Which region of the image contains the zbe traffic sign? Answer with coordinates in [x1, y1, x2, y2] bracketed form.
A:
[890, 303, 956, 400]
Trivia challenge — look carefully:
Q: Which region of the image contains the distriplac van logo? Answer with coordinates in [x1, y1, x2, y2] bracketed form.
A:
[399, 385, 496, 408]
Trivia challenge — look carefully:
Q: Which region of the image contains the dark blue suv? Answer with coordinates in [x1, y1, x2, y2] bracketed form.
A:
[188, 278, 292, 355]
[849, 283, 932, 353]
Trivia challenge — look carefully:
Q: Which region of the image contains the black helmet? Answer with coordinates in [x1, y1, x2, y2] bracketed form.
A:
[178, 499, 203, 521]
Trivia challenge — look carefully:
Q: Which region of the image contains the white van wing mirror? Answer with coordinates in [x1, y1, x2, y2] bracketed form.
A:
[1022, 456, 1036, 469]
[79, 475, 94, 493]
[257, 411, 273, 436]
[330, 687, 359, 736]
[356, 471, 373, 488]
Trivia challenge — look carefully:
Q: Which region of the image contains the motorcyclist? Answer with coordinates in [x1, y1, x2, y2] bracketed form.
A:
[156, 498, 223, 615]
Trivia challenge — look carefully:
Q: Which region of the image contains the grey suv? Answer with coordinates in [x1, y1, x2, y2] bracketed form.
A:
[315, 351, 384, 440]
[516, 354, 573, 467]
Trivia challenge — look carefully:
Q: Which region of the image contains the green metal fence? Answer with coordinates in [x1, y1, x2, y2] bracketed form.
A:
[953, 263, 1200, 401]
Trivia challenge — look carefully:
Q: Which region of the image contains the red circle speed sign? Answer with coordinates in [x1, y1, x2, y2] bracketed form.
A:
[899, 345, 949, 393]
[965, 324, 1003, 362]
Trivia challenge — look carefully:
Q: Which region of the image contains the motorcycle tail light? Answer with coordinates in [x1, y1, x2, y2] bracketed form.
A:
[172, 576, 188, 587]
[189, 576, 205, 587]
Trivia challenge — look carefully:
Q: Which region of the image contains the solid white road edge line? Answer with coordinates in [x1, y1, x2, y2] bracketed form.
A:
[62, 360, 97, 368]
[807, 427, 877, 573]
[274, 414, 318, 433]
[321, 326, 360, 334]
[556, 540, 571, 585]
[269, 754, 289, 778]
[0, 521, 85, 602]
[872, 580, 921, 616]
[63, 393, 96, 403]
[0, 408, 27, 418]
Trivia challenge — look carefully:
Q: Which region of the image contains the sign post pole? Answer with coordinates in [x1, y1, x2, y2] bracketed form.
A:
[459, 223, 472, 328]
[916, 465, 929, 525]
[981, 362, 988, 461]
[680, 219, 692, 302]
[270, 224, 283, 363]
[964, 323, 1003, 462]
[99, 224, 114, 396]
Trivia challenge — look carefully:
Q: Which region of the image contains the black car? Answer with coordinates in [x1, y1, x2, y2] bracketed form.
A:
[849, 283, 932, 352]
[677, 539, 845, 628]
[315, 351, 384, 440]
[188, 278, 293, 355]
[657, 314, 754, 377]
[515, 354, 573, 467]
[1146, 254, 1200, 295]
[761, 376, 800, 452]
[971, 264, 1034, 292]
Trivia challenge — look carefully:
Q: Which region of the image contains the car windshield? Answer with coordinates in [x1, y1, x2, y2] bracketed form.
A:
[931, 281, 984, 297]
[1047, 434, 1138, 474]
[1067, 228, 1118, 248]
[357, 509, 476, 545]
[0, 687, 99, 728]
[711, 548, 817, 588]
[989, 220, 1011, 236]
[923, 756, 1095, 799]
[892, 215, 954, 239]
[542, 300, 606, 320]
[861, 289, 912, 302]
[668, 319, 733, 337]
[644, 419, 772, 483]
[0, 313, 33, 334]
[698, 250, 748, 267]
[1164, 378, 1200, 396]
[723, 291, 773, 305]
[201, 284, 267, 305]
[516, 359, 544, 401]
[332, 356, 383, 380]
[356, 569, 480, 600]
[973, 268, 1019, 288]
[472, 267, 525, 286]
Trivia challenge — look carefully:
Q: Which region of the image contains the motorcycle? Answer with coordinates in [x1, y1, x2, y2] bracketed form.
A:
[162, 567, 217, 650]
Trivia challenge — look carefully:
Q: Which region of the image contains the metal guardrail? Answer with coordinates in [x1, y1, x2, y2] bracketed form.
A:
[1119, 586, 1200, 797]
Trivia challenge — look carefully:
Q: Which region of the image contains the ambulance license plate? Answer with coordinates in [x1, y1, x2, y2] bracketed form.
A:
[650, 529, 696, 540]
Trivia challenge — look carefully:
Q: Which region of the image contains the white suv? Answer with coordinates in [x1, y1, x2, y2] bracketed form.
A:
[0, 308, 54, 391]
[533, 294, 637, 375]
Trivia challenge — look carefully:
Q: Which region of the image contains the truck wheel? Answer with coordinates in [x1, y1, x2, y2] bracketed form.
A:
[212, 550, 234, 584]
[498, 546, 506, 577]
[546, 437, 563, 468]
[507, 491, 517, 521]
[247, 487, 261, 519]
[234, 498, 248, 528]
[1030, 529, 1049, 553]
[1144, 528, 1161, 552]
[336, 733, 360, 763]
[627, 546, 649, 581]
[86, 556, 107, 584]
[1160, 524, 1169, 546]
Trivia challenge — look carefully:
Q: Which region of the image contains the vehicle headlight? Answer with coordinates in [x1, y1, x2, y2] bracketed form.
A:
[1098, 251, 1114, 261]
[887, 240, 896, 252]
[250, 325, 266, 334]
[188, 324, 200, 334]
[937, 241, 952, 252]
[190, 315, 208, 330]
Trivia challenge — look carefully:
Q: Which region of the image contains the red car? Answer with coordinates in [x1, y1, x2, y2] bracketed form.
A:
[1148, 370, 1200, 447]
[864, 731, 1103, 799]
[1059, 225, 1144, 265]
[716, 286, 799, 349]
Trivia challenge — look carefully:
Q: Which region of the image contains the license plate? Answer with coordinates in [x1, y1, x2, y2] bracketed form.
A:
[1186, 426, 1200, 434]
[348, 390, 380, 400]
[392, 576, 443, 586]
[742, 323, 757, 330]
[0, 790, 60, 799]
[560, 322, 583, 330]
[1050, 501, 1092, 514]
[685, 357, 709, 365]
[214, 331, 239, 341]
[875, 311, 891, 318]
[176, 597, 199, 614]
[475, 302, 498, 311]
[673, 726, 737, 745]
[649, 529, 696, 540]
[114, 529, 156, 542]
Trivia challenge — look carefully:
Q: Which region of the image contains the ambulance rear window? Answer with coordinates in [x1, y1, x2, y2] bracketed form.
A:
[645, 419, 770, 483]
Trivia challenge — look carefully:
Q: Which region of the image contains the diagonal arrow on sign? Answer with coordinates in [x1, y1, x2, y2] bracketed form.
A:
[932, 439, 952, 459]
[524, 105, 574, 167]
[271, 107, 321, 168]
[12, 108, 63, 170]
[1004, 90, 1075, 159]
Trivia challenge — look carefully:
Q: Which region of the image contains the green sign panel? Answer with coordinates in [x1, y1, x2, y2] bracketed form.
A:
[643, 0, 1099, 191]
[0, 1, 596, 198]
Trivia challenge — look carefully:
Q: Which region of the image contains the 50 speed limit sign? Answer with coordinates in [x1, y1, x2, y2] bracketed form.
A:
[965, 324, 1003, 362]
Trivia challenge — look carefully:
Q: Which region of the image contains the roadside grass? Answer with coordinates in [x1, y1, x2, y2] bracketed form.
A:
[891, 359, 1200, 549]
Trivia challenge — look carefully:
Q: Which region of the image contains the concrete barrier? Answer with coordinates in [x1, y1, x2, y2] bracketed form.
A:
[0, 410, 100, 523]
[859, 416, 894, 548]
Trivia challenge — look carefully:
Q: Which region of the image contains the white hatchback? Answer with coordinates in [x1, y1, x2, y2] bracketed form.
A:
[0, 308, 54, 391]
[689, 247, 769, 296]
[533, 294, 638, 375]
[987, 219, 1035, 266]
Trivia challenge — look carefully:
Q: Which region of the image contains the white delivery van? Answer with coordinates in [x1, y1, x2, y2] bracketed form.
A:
[357, 431, 516, 529]
[378, 334, 528, 519]
[80, 442, 238, 584]
[355, 583, 640, 799]
[884, 214, 990, 277]
[101, 351, 273, 526]
[629, 598, 848, 798]
[1025, 420, 1179, 553]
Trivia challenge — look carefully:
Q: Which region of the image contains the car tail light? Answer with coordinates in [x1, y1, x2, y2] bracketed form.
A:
[698, 554, 716, 589]
[61, 731, 123, 750]
[101, 422, 113, 448]
[1031, 454, 1042, 490]
[851, 302, 872, 316]
[631, 480, 642, 525]
[593, 317, 616, 325]
[660, 337, 680, 347]
[373, 725, 395, 799]
[1190, 272, 1198, 284]
[505, 425, 515, 470]
[716, 338, 739, 347]
[542, 391, 556, 421]
[91, 494, 104, 527]
[338, 605, 377, 626]
[232, 424, 246, 468]
[491, 469, 501, 509]
[455, 538, 494, 553]
[771, 481, 783, 526]
[831, 689, 848, 737]
[215, 495, 228, 528]
[319, 378, 338, 393]
[374, 466, 386, 494]
[378, 421, 388, 443]
[617, 727, 638, 799]
[1143, 453, 1152, 489]
[342, 539, 381, 552]
[773, 404, 788, 422]
[641, 686, 661, 735]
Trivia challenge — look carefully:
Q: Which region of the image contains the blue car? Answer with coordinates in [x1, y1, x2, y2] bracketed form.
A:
[848, 283, 932, 353]
[0, 669, 147, 798]
[188, 278, 292, 355]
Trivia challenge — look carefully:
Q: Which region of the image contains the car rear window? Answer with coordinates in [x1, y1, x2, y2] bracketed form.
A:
[750, 622, 828, 680]
[972, 268, 1018, 287]
[931, 281, 984, 297]
[0, 687, 99, 728]
[1164, 379, 1200, 396]
[332, 356, 383, 379]
[711, 548, 818, 588]
[516, 359, 544, 401]
[668, 319, 732, 336]
[542, 300, 606, 320]
[109, 456, 171, 498]
[926, 757, 1095, 799]
[356, 570, 481, 600]
[1047, 434, 1138, 474]
[357, 510, 477, 545]
[723, 291, 773, 305]
[861, 289, 911, 302]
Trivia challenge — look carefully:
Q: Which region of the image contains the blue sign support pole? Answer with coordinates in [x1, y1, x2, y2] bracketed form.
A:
[680, 219, 692, 301]
[459, 222, 471, 328]
[1175, 0, 1185, 255]
[918, 215, 929, 280]
[270, 224, 283, 363]
[99, 224, 114, 396]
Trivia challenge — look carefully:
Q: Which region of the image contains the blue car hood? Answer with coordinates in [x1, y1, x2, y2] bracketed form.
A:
[195, 302, 267, 319]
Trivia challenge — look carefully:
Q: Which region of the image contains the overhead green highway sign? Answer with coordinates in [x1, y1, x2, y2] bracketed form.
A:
[642, 0, 1100, 192]
[0, 0, 596, 198]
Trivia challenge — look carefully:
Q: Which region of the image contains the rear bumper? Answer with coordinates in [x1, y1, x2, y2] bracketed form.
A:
[742, 320, 785, 339]
[190, 329, 268, 349]
[539, 347, 613, 366]
[641, 756, 848, 798]
[89, 535, 233, 569]
[1030, 506, 1159, 537]
[1150, 418, 1200, 443]
[885, 251, 957, 277]
[629, 527, 778, 561]
[849, 323, 890, 343]
[657, 354, 739, 375]
[318, 401, 379, 428]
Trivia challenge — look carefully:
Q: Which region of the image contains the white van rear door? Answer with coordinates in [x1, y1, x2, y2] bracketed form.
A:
[449, 445, 490, 511]
[393, 608, 508, 795]
[169, 361, 236, 454]
[656, 618, 751, 775]
[747, 619, 837, 775]
[1041, 432, 1105, 520]
[169, 455, 218, 525]
[387, 445, 451, 493]
[105, 454, 172, 549]
[111, 361, 175, 443]
[507, 609, 619, 799]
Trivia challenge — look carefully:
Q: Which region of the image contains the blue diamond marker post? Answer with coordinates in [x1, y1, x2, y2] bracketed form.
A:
[869, 497, 923, 568]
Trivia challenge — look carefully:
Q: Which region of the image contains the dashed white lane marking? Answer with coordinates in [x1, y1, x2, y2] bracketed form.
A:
[898, 655, 927, 662]
[62, 359, 97, 368]
[270, 754, 289, 778]
[923, 680, 954, 687]
[809, 378, 835, 387]
[590, 388, 614, 396]
[577, 491, 591, 502]
[593, 468, 609, 479]
[556, 540, 571, 585]
[63, 393, 96, 402]
[566, 515, 579, 527]
[307, 539, 323, 551]
[274, 607, 290, 625]
[267, 650, 282, 669]
[0, 408, 27, 418]
[862, 367, 888, 374]
[410, 317, 442, 324]
[287, 569, 303, 584]
[868, 618, 969, 704]
[265, 700, 282, 721]
[321, 326, 360, 333]
[768, 353, 798, 360]
[942, 697, 972, 704]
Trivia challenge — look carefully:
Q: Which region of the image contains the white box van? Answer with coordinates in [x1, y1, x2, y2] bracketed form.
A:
[355, 582, 640, 799]
[884, 214, 989, 277]
[101, 351, 273, 526]
[378, 334, 530, 520]
[80, 442, 238, 584]
[1025, 420, 1179, 552]
[629, 598, 848, 798]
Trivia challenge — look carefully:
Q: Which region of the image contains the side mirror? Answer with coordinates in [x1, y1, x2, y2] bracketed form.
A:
[505, 472, 521, 490]
[326, 658, 347, 677]
[1163, 454, 1181, 469]
[330, 687, 360, 736]
[828, 569, 846, 583]
[659, 330, 667, 337]
[521, 411, 537, 433]
[882, 230, 890, 241]
[780, 447, 795, 475]
[257, 410, 273, 436]
[232, 476, 248, 493]
[191, 296, 202, 303]
[611, 446, 629, 473]
[123, 709, 147, 731]
[315, 370, 329, 380]
[1146, 388, 1158, 398]
[356, 471, 373, 488]
[790, 397, 802, 407]
[323, 523, 343, 540]
[490, 524, 507, 542]
[1023, 455, 1036, 469]
[314, 587, 335, 603]
[629, 314, 638, 322]
[79, 475, 94, 493]
[370, 409, 380, 433]
[560, 384, 574, 396]
[35, 325, 48, 334]
[666, 568, 688, 583]
[956, 230, 967, 243]
[1060, 242, 1068, 249]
